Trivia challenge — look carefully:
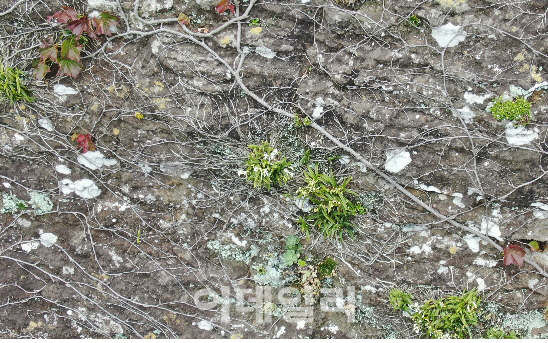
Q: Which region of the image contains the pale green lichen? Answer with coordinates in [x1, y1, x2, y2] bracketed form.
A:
[1, 193, 27, 213]
[252, 254, 296, 287]
[206, 240, 258, 264]
[29, 191, 53, 214]
[502, 310, 546, 338]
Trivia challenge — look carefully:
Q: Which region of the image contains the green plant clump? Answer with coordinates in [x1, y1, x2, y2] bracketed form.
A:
[408, 15, 422, 27]
[296, 165, 366, 240]
[0, 60, 34, 104]
[491, 96, 531, 125]
[484, 327, 518, 339]
[317, 257, 337, 278]
[244, 142, 292, 190]
[389, 288, 413, 312]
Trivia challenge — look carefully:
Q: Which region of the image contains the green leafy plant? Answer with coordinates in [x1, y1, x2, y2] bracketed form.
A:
[484, 327, 518, 339]
[317, 257, 337, 278]
[244, 142, 292, 190]
[391, 289, 481, 339]
[296, 165, 366, 240]
[282, 234, 303, 266]
[249, 18, 261, 26]
[491, 96, 531, 126]
[0, 60, 34, 103]
[34, 7, 119, 80]
[389, 288, 413, 313]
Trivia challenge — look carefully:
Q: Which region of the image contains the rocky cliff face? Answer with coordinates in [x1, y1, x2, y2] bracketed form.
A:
[0, 0, 547, 338]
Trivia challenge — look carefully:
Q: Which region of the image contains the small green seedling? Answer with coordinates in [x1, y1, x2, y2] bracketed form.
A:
[491, 96, 531, 126]
[294, 114, 312, 127]
[16, 202, 28, 210]
[408, 15, 422, 27]
[0, 60, 34, 104]
[244, 142, 292, 190]
[283, 235, 303, 266]
[249, 18, 260, 26]
[136, 228, 142, 244]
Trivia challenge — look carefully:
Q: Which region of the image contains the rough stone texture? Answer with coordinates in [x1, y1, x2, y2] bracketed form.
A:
[0, 0, 548, 339]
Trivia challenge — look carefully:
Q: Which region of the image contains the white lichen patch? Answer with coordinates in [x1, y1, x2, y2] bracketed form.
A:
[55, 164, 71, 175]
[53, 84, 78, 95]
[452, 193, 465, 208]
[255, 46, 276, 59]
[275, 326, 285, 338]
[475, 278, 486, 291]
[21, 241, 40, 253]
[480, 212, 502, 241]
[231, 234, 247, 247]
[197, 320, 213, 330]
[408, 242, 432, 255]
[38, 118, 54, 131]
[294, 196, 314, 212]
[384, 149, 411, 173]
[63, 266, 75, 275]
[463, 233, 481, 253]
[40, 232, 58, 247]
[59, 179, 102, 199]
[206, 240, 258, 264]
[431, 23, 467, 48]
[505, 123, 538, 146]
[78, 151, 118, 170]
[74, 307, 123, 336]
[464, 92, 491, 104]
[437, 265, 449, 274]
[454, 106, 475, 123]
[473, 257, 497, 267]
[418, 184, 442, 193]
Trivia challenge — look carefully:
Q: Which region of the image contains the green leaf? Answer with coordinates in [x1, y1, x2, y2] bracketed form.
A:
[61, 38, 82, 62]
[282, 250, 300, 266]
[58, 58, 83, 78]
[33, 62, 50, 81]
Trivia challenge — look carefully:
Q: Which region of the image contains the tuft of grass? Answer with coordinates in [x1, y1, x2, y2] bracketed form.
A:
[243, 142, 292, 190]
[0, 60, 34, 104]
[491, 96, 531, 126]
[296, 165, 365, 240]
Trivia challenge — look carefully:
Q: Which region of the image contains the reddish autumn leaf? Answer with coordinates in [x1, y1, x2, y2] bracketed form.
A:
[33, 62, 50, 81]
[215, 0, 235, 15]
[39, 40, 58, 62]
[503, 244, 526, 267]
[60, 38, 82, 63]
[58, 58, 83, 78]
[66, 17, 96, 39]
[178, 12, 191, 26]
[47, 6, 78, 23]
[92, 12, 119, 36]
[72, 133, 96, 153]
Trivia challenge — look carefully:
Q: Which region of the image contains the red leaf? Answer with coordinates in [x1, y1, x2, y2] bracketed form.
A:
[66, 17, 96, 38]
[39, 40, 58, 62]
[33, 62, 50, 81]
[503, 244, 526, 267]
[92, 12, 119, 36]
[47, 6, 78, 23]
[178, 13, 191, 26]
[72, 133, 96, 153]
[215, 0, 235, 15]
[57, 58, 83, 78]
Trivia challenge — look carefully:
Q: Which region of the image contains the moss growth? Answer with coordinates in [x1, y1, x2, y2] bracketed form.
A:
[491, 96, 531, 126]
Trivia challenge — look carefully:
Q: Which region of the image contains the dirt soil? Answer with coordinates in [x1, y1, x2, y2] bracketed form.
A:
[1, 0, 548, 339]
